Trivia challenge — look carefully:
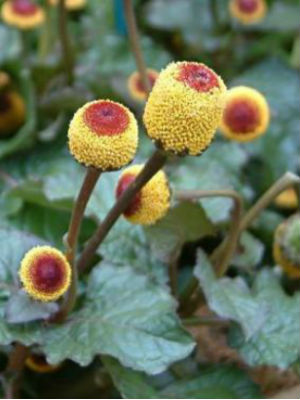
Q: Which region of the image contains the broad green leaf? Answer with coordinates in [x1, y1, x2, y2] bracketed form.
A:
[145, 201, 215, 262]
[194, 250, 268, 339]
[160, 364, 261, 399]
[232, 232, 264, 270]
[229, 270, 300, 368]
[40, 263, 195, 374]
[102, 356, 159, 399]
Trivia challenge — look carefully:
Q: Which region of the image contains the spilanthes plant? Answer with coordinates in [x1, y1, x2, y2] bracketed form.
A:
[127, 69, 158, 101]
[275, 187, 299, 209]
[229, 0, 267, 25]
[273, 214, 300, 278]
[19, 246, 71, 301]
[116, 165, 170, 225]
[219, 86, 269, 142]
[1, 0, 45, 29]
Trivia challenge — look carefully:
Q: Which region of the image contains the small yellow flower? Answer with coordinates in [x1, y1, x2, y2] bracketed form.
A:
[68, 100, 138, 171]
[1, 0, 45, 30]
[0, 90, 26, 137]
[143, 61, 226, 156]
[127, 69, 159, 101]
[273, 214, 300, 279]
[275, 187, 299, 209]
[26, 354, 61, 373]
[229, 0, 267, 25]
[19, 246, 71, 302]
[48, 0, 86, 11]
[219, 86, 270, 142]
[116, 164, 171, 225]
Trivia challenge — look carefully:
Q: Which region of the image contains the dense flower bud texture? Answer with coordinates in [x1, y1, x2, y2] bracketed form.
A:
[220, 86, 269, 142]
[128, 69, 158, 101]
[48, 0, 86, 11]
[143, 61, 226, 156]
[116, 165, 171, 225]
[1, 0, 45, 29]
[275, 187, 299, 209]
[0, 89, 25, 136]
[230, 0, 266, 24]
[26, 354, 61, 373]
[273, 215, 300, 279]
[68, 100, 138, 171]
[19, 246, 71, 302]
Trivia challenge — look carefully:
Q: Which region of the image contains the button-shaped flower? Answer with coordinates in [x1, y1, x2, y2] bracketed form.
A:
[116, 165, 171, 225]
[26, 354, 61, 373]
[48, 0, 86, 11]
[143, 61, 226, 156]
[273, 214, 300, 279]
[68, 100, 138, 171]
[1, 0, 45, 30]
[19, 246, 71, 302]
[229, 0, 266, 24]
[220, 86, 270, 142]
[127, 69, 158, 101]
[275, 187, 298, 209]
[0, 89, 25, 136]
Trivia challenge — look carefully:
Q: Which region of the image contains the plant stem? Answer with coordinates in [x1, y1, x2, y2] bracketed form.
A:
[77, 149, 167, 273]
[53, 167, 101, 322]
[123, 0, 151, 94]
[58, 0, 74, 85]
[169, 247, 180, 297]
[209, 0, 221, 31]
[238, 172, 300, 233]
[182, 315, 228, 327]
[38, 2, 52, 62]
[4, 344, 29, 399]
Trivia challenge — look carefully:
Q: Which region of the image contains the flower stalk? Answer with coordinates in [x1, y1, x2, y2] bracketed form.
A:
[58, 0, 74, 85]
[4, 344, 29, 399]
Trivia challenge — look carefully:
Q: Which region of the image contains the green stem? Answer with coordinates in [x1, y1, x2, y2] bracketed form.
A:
[123, 0, 151, 94]
[38, 2, 52, 62]
[209, 0, 221, 31]
[77, 149, 168, 273]
[4, 344, 29, 399]
[58, 0, 74, 85]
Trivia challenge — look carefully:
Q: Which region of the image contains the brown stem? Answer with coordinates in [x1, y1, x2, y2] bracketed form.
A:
[58, 0, 74, 85]
[123, 0, 151, 94]
[182, 315, 228, 327]
[4, 344, 29, 399]
[77, 150, 168, 273]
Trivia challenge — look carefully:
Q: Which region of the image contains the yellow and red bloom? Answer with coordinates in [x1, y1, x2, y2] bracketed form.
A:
[68, 100, 138, 171]
[229, 0, 266, 25]
[273, 214, 300, 279]
[0, 89, 25, 137]
[1, 0, 45, 30]
[48, 0, 86, 11]
[275, 187, 299, 209]
[127, 69, 159, 101]
[219, 86, 270, 142]
[26, 354, 61, 373]
[143, 61, 226, 156]
[116, 165, 171, 225]
[19, 246, 71, 302]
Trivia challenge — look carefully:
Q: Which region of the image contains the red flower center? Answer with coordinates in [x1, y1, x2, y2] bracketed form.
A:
[135, 72, 157, 93]
[116, 173, 142, 217]
[177, 63, 219, 92]
[237, 0, 258, 13]
[224, 98, 260, 133]
[12, 0, 38, 16]
[31, 255, 65, 294]
[83, 101, 129, 136]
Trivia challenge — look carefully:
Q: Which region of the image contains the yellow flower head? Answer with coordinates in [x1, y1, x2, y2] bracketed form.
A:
[26, 354, 61, 373]
[115, 164, 171, 225]
[48, 0, 86, 11]
[0, 90, 26, 137]
[19, 246, 71, 302]
[143, 61, 226, 156]
[229, 0, 266, 24]
[219, 86, 270, 142]
[273, 214, 300, 279]
[1, 0, 45, 30]
[127, 69, 159, 101]
[275, 187, 299, 209]
[0, 71, 10, 89]
[68, 100, 138, 171]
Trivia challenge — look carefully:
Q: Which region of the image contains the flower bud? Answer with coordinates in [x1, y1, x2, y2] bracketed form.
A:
[143, 61, 226, 156]
[0, 90, 25, 137]
[48, 0, 86, 11]
[229, 0, 267, 24]
[68, 100, 138, 171]
[116, 165, 171, 225]
[1, 0, 45, 30]
[275, 187, 298, 210]
[26, 354, 61, 373]
[127, 69, 158, 101]
[19, 246, 71, 302]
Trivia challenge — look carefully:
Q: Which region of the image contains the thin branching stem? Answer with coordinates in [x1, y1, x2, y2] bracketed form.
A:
[58, 0, 74, 85]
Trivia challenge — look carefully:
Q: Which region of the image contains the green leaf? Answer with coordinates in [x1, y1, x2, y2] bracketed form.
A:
[40, 263, 195, 374]
[194, 250, 268, 339]
[232, 232, 264, 270]
[160, 364, 261, 399]
[0, 24, 21, 63]
[102, 356, 159, 399]
[229, 270, 300, 368]
[145, 201, 215, 262]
